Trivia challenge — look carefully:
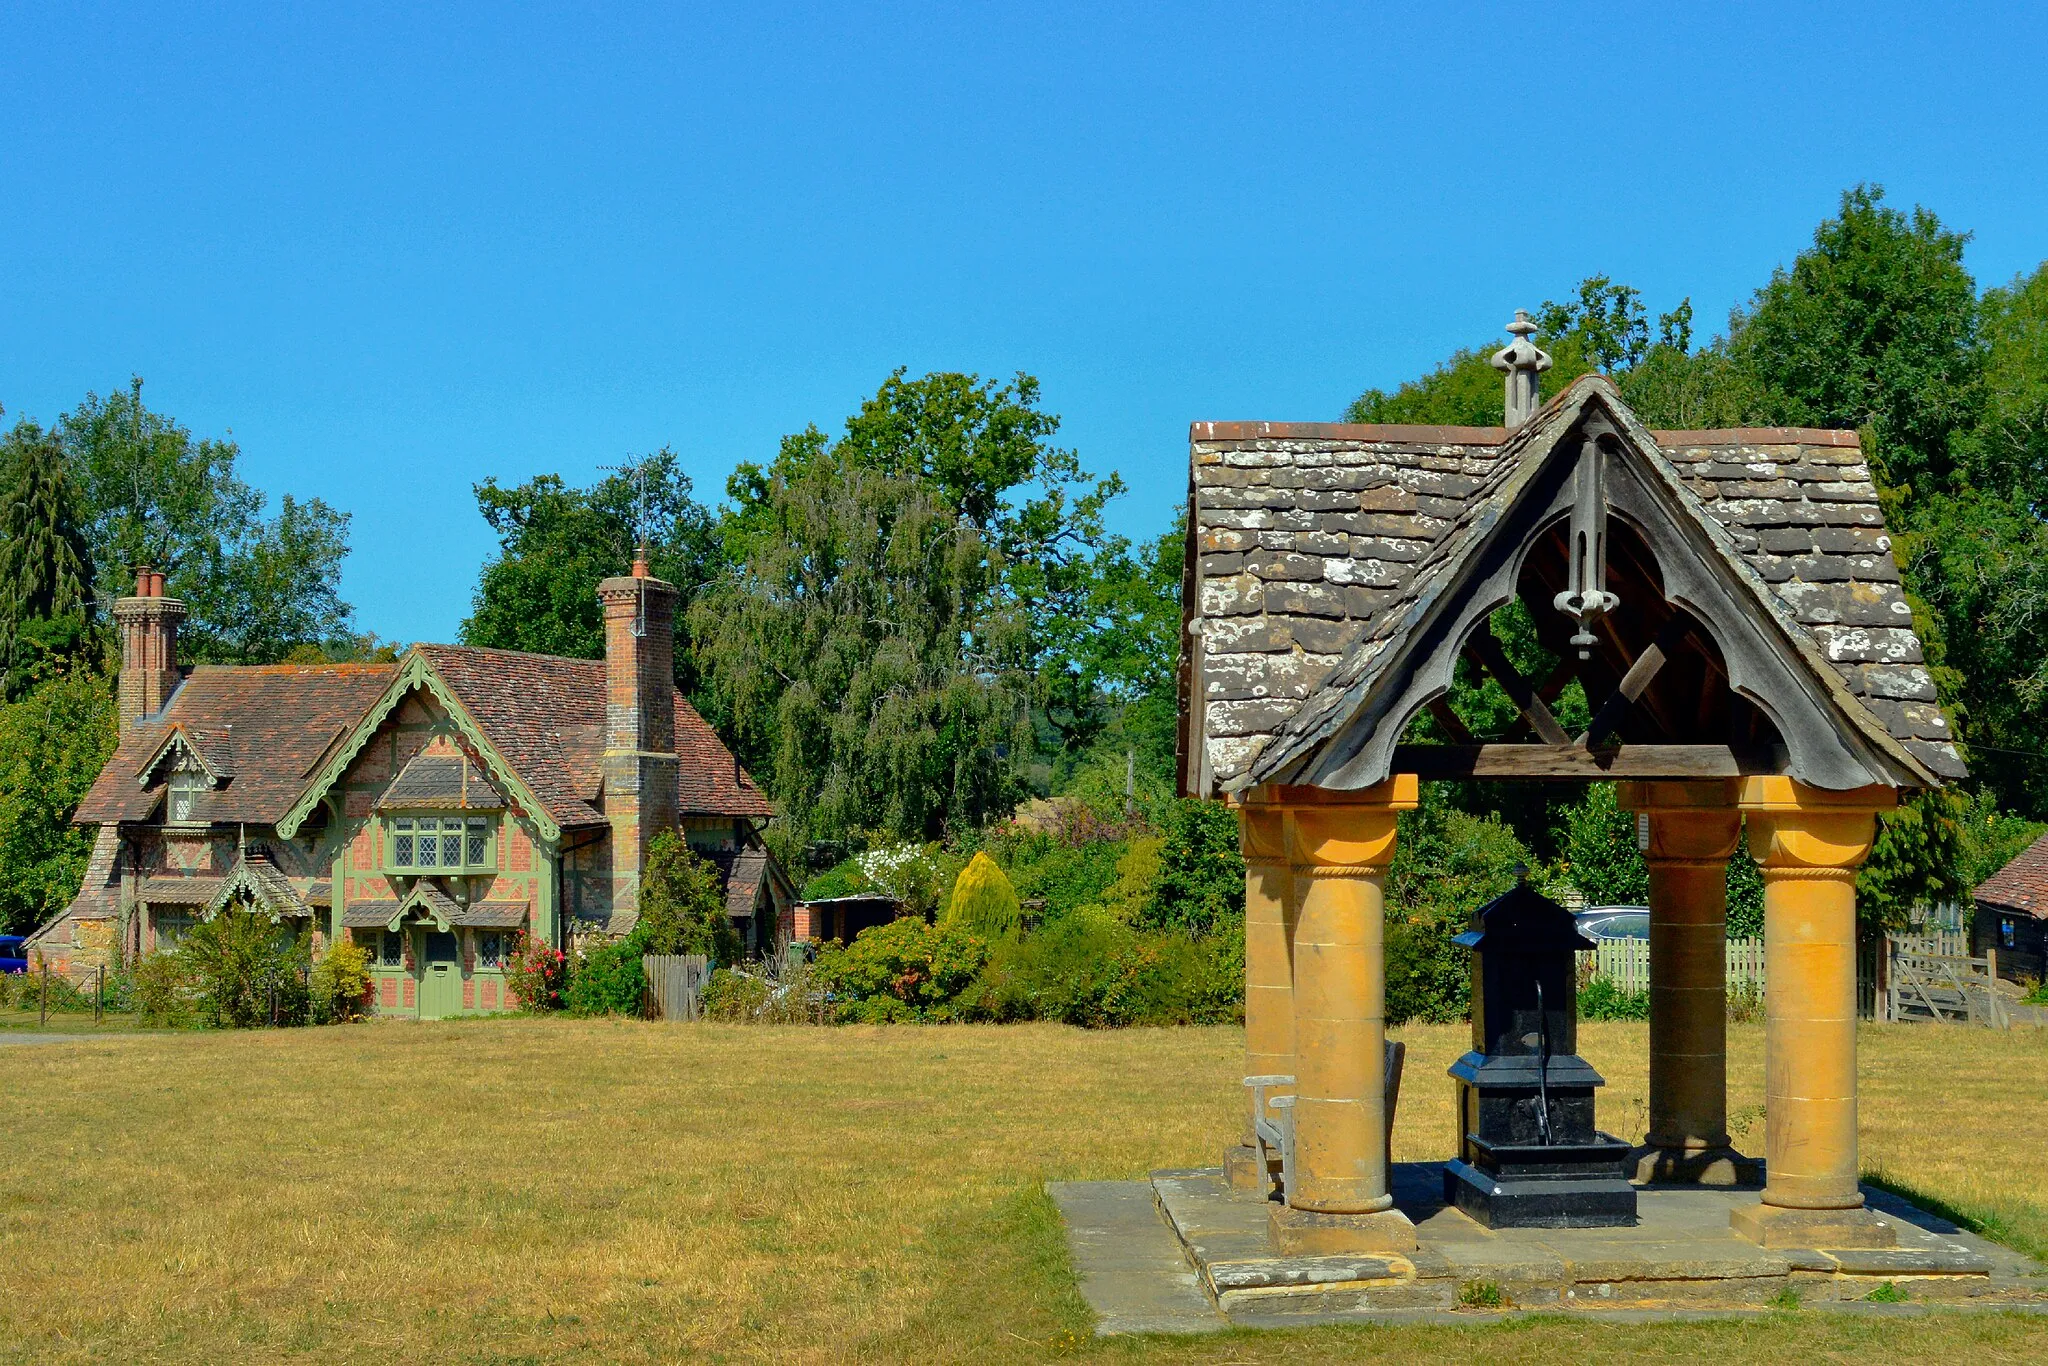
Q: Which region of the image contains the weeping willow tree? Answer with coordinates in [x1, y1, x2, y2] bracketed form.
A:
[692, 370, 1116, 859]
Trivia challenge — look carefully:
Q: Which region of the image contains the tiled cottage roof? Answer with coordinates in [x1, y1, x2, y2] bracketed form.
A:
[74, 664, 399, 825]
[1977, 834, 2048, 920]
[418, 645, 773, 823]
[377, 752, 508, 811]
[720, 847, 770, 919]
[1183, 376, 1961, 794]
[207, 847, 312, 919]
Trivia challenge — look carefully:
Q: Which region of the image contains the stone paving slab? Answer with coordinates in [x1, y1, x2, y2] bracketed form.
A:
[1046, 1181, 1226, 1336]
[1138, 1165, 2048, 1325]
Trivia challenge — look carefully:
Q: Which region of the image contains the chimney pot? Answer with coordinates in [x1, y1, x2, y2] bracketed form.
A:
[112, 568, 185, 735]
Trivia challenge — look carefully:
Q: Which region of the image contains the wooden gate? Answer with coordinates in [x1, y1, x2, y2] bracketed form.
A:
[1884, 936, 2009, 1027]
[643, 954, 711, 1021]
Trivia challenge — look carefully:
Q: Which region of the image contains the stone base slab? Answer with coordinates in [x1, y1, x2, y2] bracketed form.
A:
[1444, 1157, 1638, 1229]
[1268, 1202, 1418, 1256]
[1222, 1143, 1274, 1193]
[1130, 1166, 2042, 1326]
[1731, 1201, 1898, 1250]
[1632, 1142, 1764, 1187]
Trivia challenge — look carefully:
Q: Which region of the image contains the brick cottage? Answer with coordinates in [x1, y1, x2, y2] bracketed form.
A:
[27, 559, 793, 1017]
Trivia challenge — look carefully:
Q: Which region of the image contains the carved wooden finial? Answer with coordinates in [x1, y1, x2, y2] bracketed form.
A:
[1491, 309, 1553, 430]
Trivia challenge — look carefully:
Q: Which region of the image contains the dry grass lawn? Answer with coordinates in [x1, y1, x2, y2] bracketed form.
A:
[1, 1015, 2044, 1364]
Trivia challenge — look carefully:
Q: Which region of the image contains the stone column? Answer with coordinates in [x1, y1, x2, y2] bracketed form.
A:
[1226, 791, 1295, 1191]
[1268, 777, 1418, 1257]
[1730, 777, 1897, 1249]
[1620, 780, 1760, 1185]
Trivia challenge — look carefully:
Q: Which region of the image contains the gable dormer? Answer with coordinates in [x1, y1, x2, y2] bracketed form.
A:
[135, 726, 229, 826]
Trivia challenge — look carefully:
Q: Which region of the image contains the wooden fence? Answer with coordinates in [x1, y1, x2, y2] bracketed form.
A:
[1577, 937, 1765, 996]
[1578, 922, 2044, 1030]
[643, 954, 711, 1021]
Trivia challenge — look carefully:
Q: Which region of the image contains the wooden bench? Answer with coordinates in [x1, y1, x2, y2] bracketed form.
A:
[1244, 1040, 1406, 1200]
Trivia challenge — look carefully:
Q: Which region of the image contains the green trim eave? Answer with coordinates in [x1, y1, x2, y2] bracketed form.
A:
[276, 649, 564, 843]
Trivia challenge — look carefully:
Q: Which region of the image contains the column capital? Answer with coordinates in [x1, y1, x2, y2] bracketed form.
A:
[1257, 775, 1419, 810]
[1237, 805, 1288, 864]
[1738, 778, 1892, 875]
[1735, 776, 1898, 815]
[1617, 779, 1738, 813]
[1282, 779, 1417, 876]
[1642, 808, 1742, 865]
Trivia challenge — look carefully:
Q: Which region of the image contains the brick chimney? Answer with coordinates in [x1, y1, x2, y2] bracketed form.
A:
[596, 552, 679, 922]
[112, 567, 186, 736]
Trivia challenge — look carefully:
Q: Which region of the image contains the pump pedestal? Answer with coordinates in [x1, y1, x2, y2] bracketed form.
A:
[1445, 884, 1637, 1229]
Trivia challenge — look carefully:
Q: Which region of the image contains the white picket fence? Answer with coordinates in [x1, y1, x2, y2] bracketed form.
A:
[1577, 937, 1766, 995]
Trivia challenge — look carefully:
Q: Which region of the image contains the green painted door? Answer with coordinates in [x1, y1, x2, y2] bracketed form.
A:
[420, 931, 461, 1019]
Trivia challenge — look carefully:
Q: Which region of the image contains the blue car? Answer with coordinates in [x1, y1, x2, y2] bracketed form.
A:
[0, 935, 27, 974]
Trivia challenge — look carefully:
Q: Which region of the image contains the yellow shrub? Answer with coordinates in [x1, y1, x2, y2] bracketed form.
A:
[943, 851, 1021, 939]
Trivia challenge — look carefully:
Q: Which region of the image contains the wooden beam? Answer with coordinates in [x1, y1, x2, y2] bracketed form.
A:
[1393, 743, 1777, 781]
[1463, 631, 1572, 746]
[1580, 614, 1695, 748]
[1426, 698, 1477, 745]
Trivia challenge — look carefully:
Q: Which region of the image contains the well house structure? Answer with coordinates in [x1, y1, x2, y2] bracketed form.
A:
[30, 560, 790, 1016]
[1179, 319, 1962, 1255]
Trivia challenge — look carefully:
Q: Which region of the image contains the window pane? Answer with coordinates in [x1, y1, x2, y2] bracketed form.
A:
[394, 834, 413, 866]
[467, 833, 486, 866]
[416, 834, 437, 867]
[418, 817, 438, 833]
[381, 931, 402, 967]
[479, 931, 501, 967]
[443, 833, 462, 865]
[396, 818, 414, 831]
[170, 788, 192, 822]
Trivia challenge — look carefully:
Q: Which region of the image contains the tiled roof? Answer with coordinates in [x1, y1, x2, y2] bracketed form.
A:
[1184, 376, 1962, 793]
[1977, 834, 2048, 920]
[74, 664, 398, 825]
[138, 876, 221, 905]
[341, 893, 530, 929]
[377, 752, 507, 811]
[720, 848, 769, 918]
[207, 848, 311, 919]
[418, 644, 773, 823]
[461, 901, 531, 928]
[1658, 430, 1956, 776]
[341, 901, 401, 928]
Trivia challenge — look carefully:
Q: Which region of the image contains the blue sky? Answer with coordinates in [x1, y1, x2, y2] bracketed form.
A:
[4, 3, 2045, 646]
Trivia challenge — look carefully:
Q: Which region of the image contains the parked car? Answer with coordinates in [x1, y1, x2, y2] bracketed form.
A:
[1575, 907, 1649, 941]
[0, 935, 27, 974]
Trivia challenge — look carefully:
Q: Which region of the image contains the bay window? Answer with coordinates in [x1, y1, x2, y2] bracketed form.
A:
[385, 815, 495, 873]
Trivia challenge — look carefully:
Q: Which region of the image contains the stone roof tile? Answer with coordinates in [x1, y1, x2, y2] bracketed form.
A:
[1183, 399, 1968, 791]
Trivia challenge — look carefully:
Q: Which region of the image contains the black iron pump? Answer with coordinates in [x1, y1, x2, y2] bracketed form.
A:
[1444, 882, 1638, 1228]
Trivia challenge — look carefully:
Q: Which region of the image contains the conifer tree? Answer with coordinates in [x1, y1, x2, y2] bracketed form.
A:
[0, 420, 95, 696]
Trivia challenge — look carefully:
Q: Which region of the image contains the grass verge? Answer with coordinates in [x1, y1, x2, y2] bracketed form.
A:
[0, 1017, 2040, 1363]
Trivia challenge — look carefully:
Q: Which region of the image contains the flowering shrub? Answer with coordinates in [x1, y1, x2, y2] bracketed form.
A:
[809, 918, 990, 1022]
[853, 842, 947, 918]
[506, 931, 566, 1012]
